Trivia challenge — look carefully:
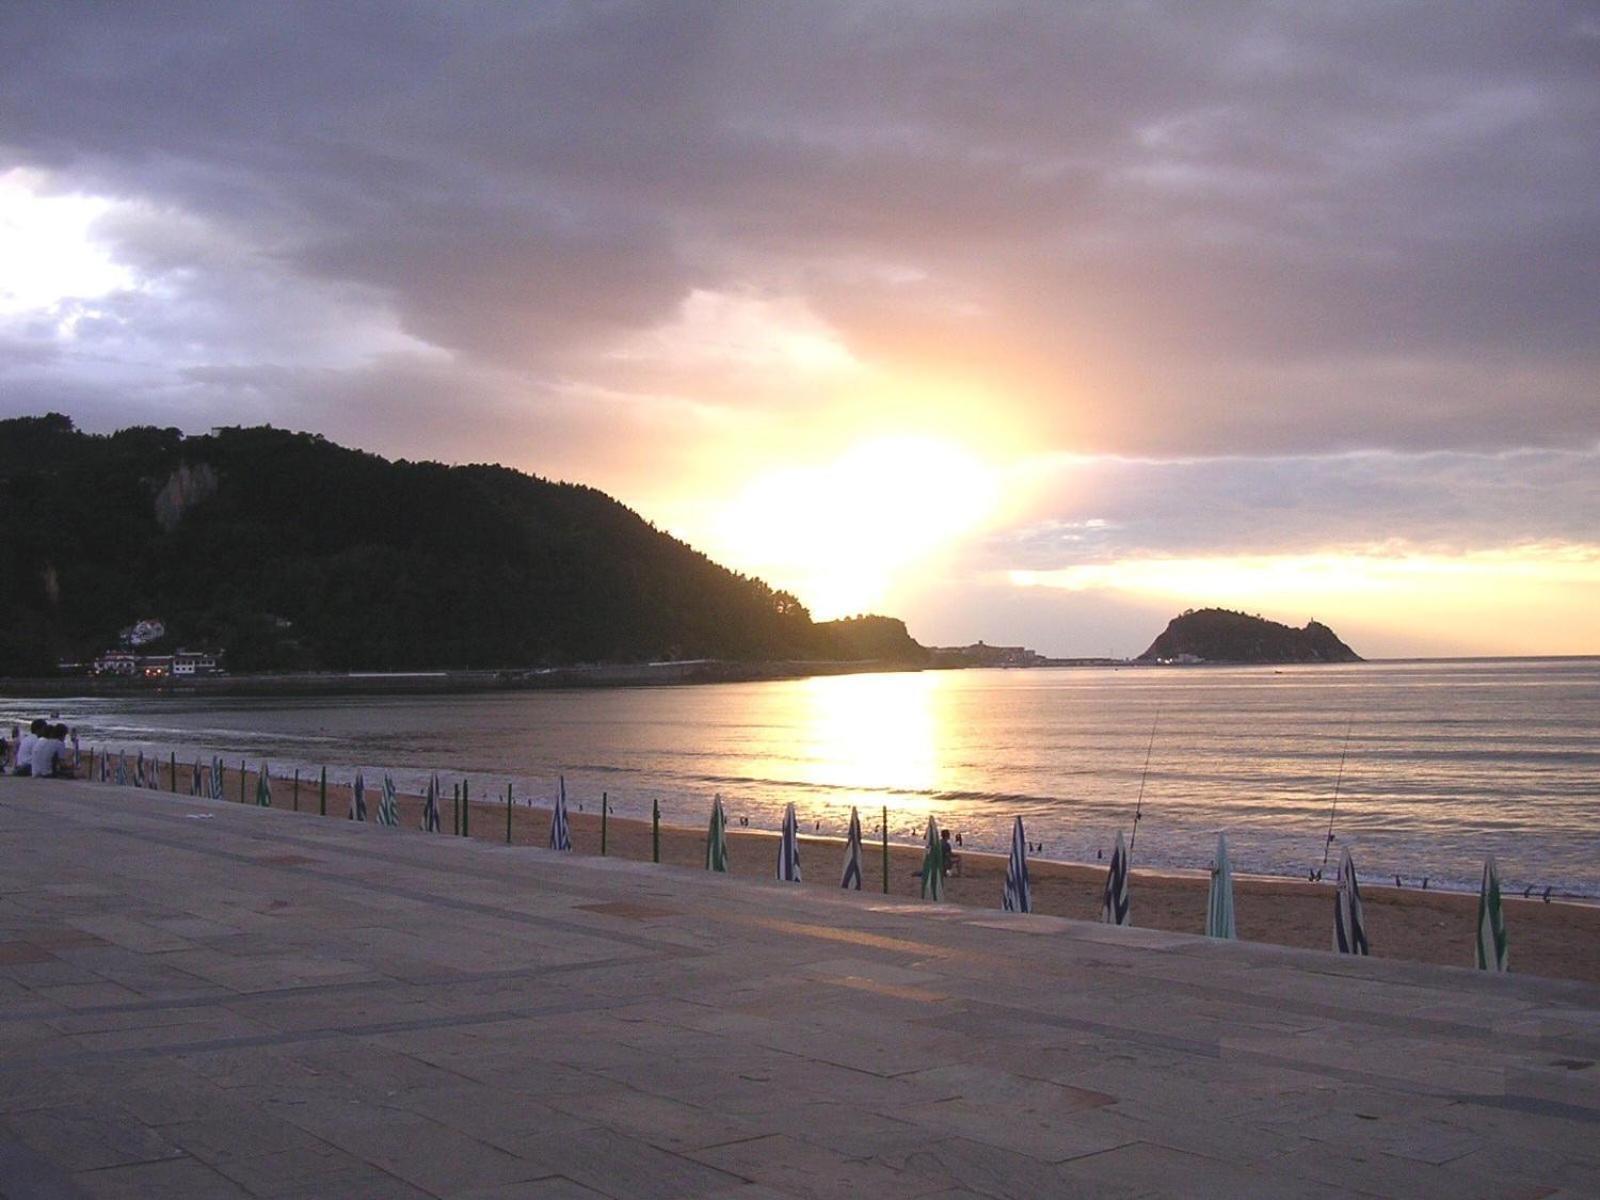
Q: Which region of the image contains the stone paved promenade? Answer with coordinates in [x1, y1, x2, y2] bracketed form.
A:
[2, 779, 1598, 1199]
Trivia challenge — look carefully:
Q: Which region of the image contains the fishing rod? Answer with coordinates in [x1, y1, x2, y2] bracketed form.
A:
[1320, 717, 1354, 875]
[1127, 714, 1158, 857]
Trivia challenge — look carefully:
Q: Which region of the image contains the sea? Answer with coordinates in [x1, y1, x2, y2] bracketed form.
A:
[6, 658, 1598, 899]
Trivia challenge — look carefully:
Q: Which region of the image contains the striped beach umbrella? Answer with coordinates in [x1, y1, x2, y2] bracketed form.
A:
[350, 770, 367, 821]
[255, 763, 272, 807]
[706, 794, 729, 871]
[549, 777, 572, 851]
[1002, 816, 1031, 913]
[1102, 830, 1131, 925]
[778, 802, 802, 881]
[920, 814, 945, 901]
[1476, 855, 1508, 972]
[1333, 846, 1369, 955]
[840, 806, 863, 890]
[134, 751, 146, 788]
[190, 760, 203, 796]
[422, 773, 442, 832]
[211, 756, 225, 800]
[1206, 832, 1237, 939]
[116, 751, 128, 787]
[377, 773, 398, 826]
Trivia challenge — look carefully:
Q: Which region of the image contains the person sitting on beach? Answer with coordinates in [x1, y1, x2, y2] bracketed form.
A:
[30, 724, 72, 779]
[940, 828, 961, 878]
[14, 719, 45, 777]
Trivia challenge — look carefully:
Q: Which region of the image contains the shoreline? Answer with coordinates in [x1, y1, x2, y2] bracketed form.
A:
[75, 765, 1600, 985]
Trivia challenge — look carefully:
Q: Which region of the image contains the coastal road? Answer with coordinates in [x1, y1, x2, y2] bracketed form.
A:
[2, 778, 1598, 1198]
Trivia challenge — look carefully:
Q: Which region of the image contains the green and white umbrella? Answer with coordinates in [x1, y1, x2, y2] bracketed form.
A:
[350, 770, 367, 821]
[1206, 832, 1237, 939]
[377, 772, 399, 826]
[1102, 830, 1130, 925]
[706, 794, 729, 871]
[255, 763, 272, 807]
[839, 807, 863, 890]
[778, 802, 802, 881]
[1476, 855, 1509, 972]
[920, 814, 945, 901]
[1333, 845, 1369, 955]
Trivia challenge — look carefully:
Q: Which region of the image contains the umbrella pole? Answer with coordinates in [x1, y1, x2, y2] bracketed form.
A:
[600, 792, 608, 855]
[881, 805, 889, 894]
[1128, 716, 1157, 857]
[1321, 718, 1354, 874]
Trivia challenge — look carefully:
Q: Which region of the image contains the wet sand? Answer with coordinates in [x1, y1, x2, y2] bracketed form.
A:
[108, 762, 1600, 985]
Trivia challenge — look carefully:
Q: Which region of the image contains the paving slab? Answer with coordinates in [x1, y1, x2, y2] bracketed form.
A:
[2, 778, 1599, 1199]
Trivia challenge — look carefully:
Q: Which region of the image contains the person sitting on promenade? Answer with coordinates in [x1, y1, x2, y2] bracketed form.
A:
[30, 724, 72, 779]
[14, 719, 46, 777]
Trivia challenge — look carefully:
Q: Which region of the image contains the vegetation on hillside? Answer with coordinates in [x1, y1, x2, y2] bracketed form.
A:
[0, 415, 929, 676]
[1138, 607, 1361, 663]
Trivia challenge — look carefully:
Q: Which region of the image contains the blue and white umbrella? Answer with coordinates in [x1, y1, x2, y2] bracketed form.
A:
[422, 773, 442, 833]
[549, 776, 572, 851]
[1333, 846, 1369, 955]
[350, 770, 367, 821]
[1002, 816, 1031, 913]
[210, 756, 225, 800]
[778, 802, 802, 882]
[1206, 832, 1237, 940]
[840, 807, 863, 890]
[1476, 855, 1508, 972]
[1102, 830, 1130, 925]
[376, 772, 399, 826]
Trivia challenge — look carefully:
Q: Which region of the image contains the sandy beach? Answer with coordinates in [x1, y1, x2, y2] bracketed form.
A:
[109, 762, 1600, 986]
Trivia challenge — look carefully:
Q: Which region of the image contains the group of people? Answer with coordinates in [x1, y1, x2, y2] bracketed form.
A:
[1, 718, 76, 778]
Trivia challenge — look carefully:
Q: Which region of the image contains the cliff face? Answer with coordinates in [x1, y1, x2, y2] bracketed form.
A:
[1138, 608, 1362, 664]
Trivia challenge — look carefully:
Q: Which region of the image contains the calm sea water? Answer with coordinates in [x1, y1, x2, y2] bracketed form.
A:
[7, 659, 1598, 897]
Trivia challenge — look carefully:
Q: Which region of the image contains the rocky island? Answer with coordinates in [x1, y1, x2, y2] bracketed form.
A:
[1138, 608, 1361, 664]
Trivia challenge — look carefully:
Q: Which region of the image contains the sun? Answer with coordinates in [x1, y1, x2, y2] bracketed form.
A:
[712, 435, 1000, 618]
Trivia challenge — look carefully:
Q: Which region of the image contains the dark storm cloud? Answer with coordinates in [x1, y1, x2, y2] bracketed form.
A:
[1, 1, 1596, 454]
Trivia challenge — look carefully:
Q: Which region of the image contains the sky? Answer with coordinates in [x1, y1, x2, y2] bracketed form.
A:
[2, 3, 1597, 658]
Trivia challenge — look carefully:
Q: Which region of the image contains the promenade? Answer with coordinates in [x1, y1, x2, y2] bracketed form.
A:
[2, 780, 1597, 1199]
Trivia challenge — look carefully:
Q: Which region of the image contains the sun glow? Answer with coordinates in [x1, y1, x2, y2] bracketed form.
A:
[713, 435, 1001, 619]
[0, 168, 135, 317]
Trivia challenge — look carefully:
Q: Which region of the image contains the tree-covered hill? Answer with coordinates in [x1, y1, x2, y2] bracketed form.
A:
[0, 415, 929, 676]
[1138, 608, 1361, 664]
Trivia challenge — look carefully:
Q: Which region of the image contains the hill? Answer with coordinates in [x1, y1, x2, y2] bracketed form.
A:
[0, 415, 930, 676]
[1138, 608, 1361, 664]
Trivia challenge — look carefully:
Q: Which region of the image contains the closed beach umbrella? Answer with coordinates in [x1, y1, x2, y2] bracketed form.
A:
[1003, 816, 1031, 913]
[255, 763, 272, 807]
[190, 760, 202, 796]
[706, 794, 729, 871]
[211, 756, 225, 800]
[377, 772, 399, 826]
[117, 751, 128, 787]
[1476, 855, 1509, 972]
[1333, 845, 1369, 955]
[920, 814, 945, 901]
[99, 750, 109, 782]
[1206, 832, 1237, 939]
[135, 751, 145, 788]
[778, 802, 802, 881]
[147, 755, 161, 790]
[550, 777, 572, 851]
[350, 770, 367, 821]
[1102, 830, 1131, 926]
[422, 773, 442, 832]
[840, 806, 863, 890]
